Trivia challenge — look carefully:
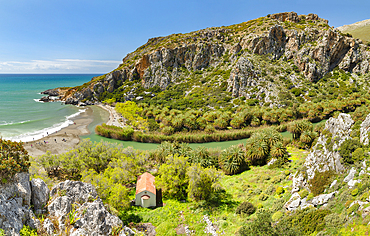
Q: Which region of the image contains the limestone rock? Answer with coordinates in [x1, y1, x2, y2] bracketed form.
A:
[304, 114, 352, 181]
[360, 113, 370, 145]
[343, 167, 357, 183]
[291, 172, 306, 193]
[30, 178, 50, 213]
[0, 172, 31, 207]
[50, 180, 99, 203]
[43, 218, 55, 235]
[72, 199, 122, 236]
[285, 192, 301, 211]
[311, 192, 337, 206]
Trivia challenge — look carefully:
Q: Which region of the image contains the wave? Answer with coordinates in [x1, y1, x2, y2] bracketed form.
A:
[33, 99, 44, 103]
[7, 109, 87, 142]
[0, 120, 31, 126]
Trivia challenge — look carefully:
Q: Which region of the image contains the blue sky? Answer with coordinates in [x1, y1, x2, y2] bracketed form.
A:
[0, 0, 369, 73]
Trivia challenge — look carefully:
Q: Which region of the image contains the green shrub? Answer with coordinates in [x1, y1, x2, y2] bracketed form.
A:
[309, 170, 334, 196]
[324, 213, 346, 228]
[264, 185, 276, 195]
[20, 225, 37, 236]
[272, 211, 284, 221]
[271, 198, 286, 212]
[259, 193, 269, 201]
[0, 138, 30, 183]
[351, 188, 359, 196]
[278, 208, 330, 235]
[347, 203, 360, 215]
[299, 189, 309, 199]
[339, 138, 363, 164]
[276, 187, 285, 195]
[236, 202, 256, 215]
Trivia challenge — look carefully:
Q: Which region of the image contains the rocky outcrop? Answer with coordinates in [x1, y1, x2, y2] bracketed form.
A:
[304, 113, 353, 181]
[360, 113, 370, 145]
[45, 180, 123, 235]
[47, 12, 370, 105]
[0, 173, 42, 236]
[30, 178, 50, 214]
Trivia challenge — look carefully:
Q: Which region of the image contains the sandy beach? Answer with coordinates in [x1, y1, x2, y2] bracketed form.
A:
[97, 104, 125, 127]
[23, 107, 94, 157]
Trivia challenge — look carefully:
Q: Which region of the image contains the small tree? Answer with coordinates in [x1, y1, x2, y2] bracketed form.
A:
[115, 101, 148, 131]
[156, 154, 189, 200]
[0, 138, 30, 183]
[187, 164, 224, 202]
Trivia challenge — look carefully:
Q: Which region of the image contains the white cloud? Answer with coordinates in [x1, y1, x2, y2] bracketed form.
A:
[0, 59, 122, 73]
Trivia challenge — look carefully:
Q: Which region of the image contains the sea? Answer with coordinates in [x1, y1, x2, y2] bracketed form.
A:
[0, 74, 101, 142]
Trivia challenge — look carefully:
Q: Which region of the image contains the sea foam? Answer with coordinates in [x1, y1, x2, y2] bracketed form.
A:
[9, 109, 86, 142]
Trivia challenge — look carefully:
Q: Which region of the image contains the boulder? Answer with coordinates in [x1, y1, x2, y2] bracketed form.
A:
[343, 167, 357, 183]
[50, 180, 99, 203]
[43, 218, 56, 235]
[0, 172, 31, 206]
[284, 192, 301, 211]
[311, 192, 337, 206]
[71, 199, 122, 236]
[30, 178, 50, 214]
[48, 196, 73, 218]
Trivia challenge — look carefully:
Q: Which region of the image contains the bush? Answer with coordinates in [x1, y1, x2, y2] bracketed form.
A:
[278, 208, 330, 235]
[156, 154, 189, 200]
[272, 211, 284, 221]
[20, 225, 37, 236]
[236, 202, 256, 215]
[351, 188, 359, 196]
[299, 189, 309, 199]
[276, 187, 285, 195]
[339, 138, 363, 164]
[309, 170, 334, 196]
[259, 193, 269, 201]
[324, 213, 346, 228]
[347, 203, 360, 215]
[0, 138, 30, 183]
[187, 164, 224, 202]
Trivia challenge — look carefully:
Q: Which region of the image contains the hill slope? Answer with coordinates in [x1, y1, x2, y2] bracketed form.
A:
[47, 12, 370, 110]
[337, 19, 370, 43]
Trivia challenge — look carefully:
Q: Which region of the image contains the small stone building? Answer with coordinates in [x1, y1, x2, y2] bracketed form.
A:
[135, 172, 156, 208]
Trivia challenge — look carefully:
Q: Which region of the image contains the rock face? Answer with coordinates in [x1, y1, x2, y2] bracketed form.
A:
[45, 180, 123, 235]
[0, 173, 42, 236]
[30, 178, 50, 214]
[360, 113, 370, 145]
[304, 113, 353, 181]
[51, 12, 370, 106]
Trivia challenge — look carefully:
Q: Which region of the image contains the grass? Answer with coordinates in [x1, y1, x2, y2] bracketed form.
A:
[341, 24, 370, 43]
[126, 146, 309, 235]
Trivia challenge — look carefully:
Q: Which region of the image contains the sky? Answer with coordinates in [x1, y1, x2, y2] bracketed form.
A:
[0, 0, 369, 74]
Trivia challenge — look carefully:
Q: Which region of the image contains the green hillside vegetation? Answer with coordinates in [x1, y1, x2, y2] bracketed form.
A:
[338, 19, 370, 43]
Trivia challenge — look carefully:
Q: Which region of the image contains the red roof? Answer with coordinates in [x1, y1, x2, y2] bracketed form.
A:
[136, 172, 156, 195]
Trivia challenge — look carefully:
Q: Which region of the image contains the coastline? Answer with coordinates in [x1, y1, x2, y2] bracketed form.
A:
[23, 106, 94, 157]
[97, 104, 124, 127]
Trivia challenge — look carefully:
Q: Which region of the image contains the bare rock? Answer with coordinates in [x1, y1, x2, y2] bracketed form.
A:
[50, 180, 99, 203]
[285, 192, 301, 211]
[47, 196, 73, 218]
[43, 218, 55, 235]
[72, 199, 122, 236]
[311, 192, 337, 206]
[360, 113, 370, 145]
[0, 172, 31, 207]
[30, 178, 50, 213]
[343, 167, 357, 183]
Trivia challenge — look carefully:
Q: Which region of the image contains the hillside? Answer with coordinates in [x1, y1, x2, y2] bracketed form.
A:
[44, 11, 370, 110]
[337, 19, 370, 43]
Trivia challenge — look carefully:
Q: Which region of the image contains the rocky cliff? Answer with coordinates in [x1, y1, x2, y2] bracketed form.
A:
[0, 174, 133, 236]
[46, 12, 370, 108]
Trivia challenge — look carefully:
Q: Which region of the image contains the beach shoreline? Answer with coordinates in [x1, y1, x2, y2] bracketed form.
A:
[24, 106, 94, 157]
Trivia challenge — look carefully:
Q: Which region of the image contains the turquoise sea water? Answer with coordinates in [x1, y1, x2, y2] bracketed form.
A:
[0, 74, 100, 141]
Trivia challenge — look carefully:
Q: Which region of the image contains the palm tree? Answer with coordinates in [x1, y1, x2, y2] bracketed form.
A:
[245, 138, 269, 162]
[271, 142, 287, 158]
[220, 145, 246, 175]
